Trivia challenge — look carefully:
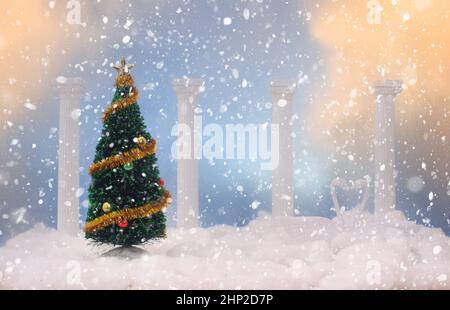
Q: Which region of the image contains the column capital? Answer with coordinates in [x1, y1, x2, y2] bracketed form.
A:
[57, 77, 83, 94]
[269, 80, 297, 99]
[172, 78, 204, 98]
[373, 80, 403, 96]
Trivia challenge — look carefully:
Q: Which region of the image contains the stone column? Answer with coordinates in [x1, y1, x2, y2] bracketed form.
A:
[172, 78, 204, 228]
[373, 80, 403, 214]
[270, 80, 297, 216]
[57, 78, 83, 236]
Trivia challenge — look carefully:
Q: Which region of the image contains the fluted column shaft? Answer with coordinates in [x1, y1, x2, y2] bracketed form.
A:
[57, 78, 83, 236]
[172, 78, 203, 228]
[270, 80, 297, 216]
[373, 80, 402, 214]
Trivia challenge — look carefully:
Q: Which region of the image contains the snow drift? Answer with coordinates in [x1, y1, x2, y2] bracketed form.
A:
[0, 209, 449, 289]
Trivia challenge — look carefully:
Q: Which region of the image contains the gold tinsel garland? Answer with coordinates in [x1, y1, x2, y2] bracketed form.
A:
[115, 74, 135, 87]
[102, 91, 139, 122]
[84, 189, 172, 233]
[88, 139, 157, 175]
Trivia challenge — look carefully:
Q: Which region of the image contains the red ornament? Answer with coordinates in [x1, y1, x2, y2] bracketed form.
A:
[117, 219, 129, 228]
[159, 178, 165, 187]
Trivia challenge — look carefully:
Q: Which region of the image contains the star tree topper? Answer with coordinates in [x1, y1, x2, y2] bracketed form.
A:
[112, 57, 135, 76]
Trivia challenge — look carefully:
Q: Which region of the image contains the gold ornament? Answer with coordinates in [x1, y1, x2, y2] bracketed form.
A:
[102, 202, 112, 213]
[136, 136, 147, 146]
[88, 139, 157, 175]
[84, 189, 172, 233]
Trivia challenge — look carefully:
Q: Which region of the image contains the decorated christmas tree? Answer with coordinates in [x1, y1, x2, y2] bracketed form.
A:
[84, 58, 172, 247]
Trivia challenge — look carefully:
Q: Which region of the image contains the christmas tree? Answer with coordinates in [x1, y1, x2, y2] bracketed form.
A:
[84, 58, 171, 247]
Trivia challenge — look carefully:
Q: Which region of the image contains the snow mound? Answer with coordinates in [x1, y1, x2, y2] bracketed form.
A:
[0, 210, 449, 289]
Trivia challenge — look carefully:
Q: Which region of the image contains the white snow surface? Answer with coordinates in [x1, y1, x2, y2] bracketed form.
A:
[0, 210, 449, 289]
